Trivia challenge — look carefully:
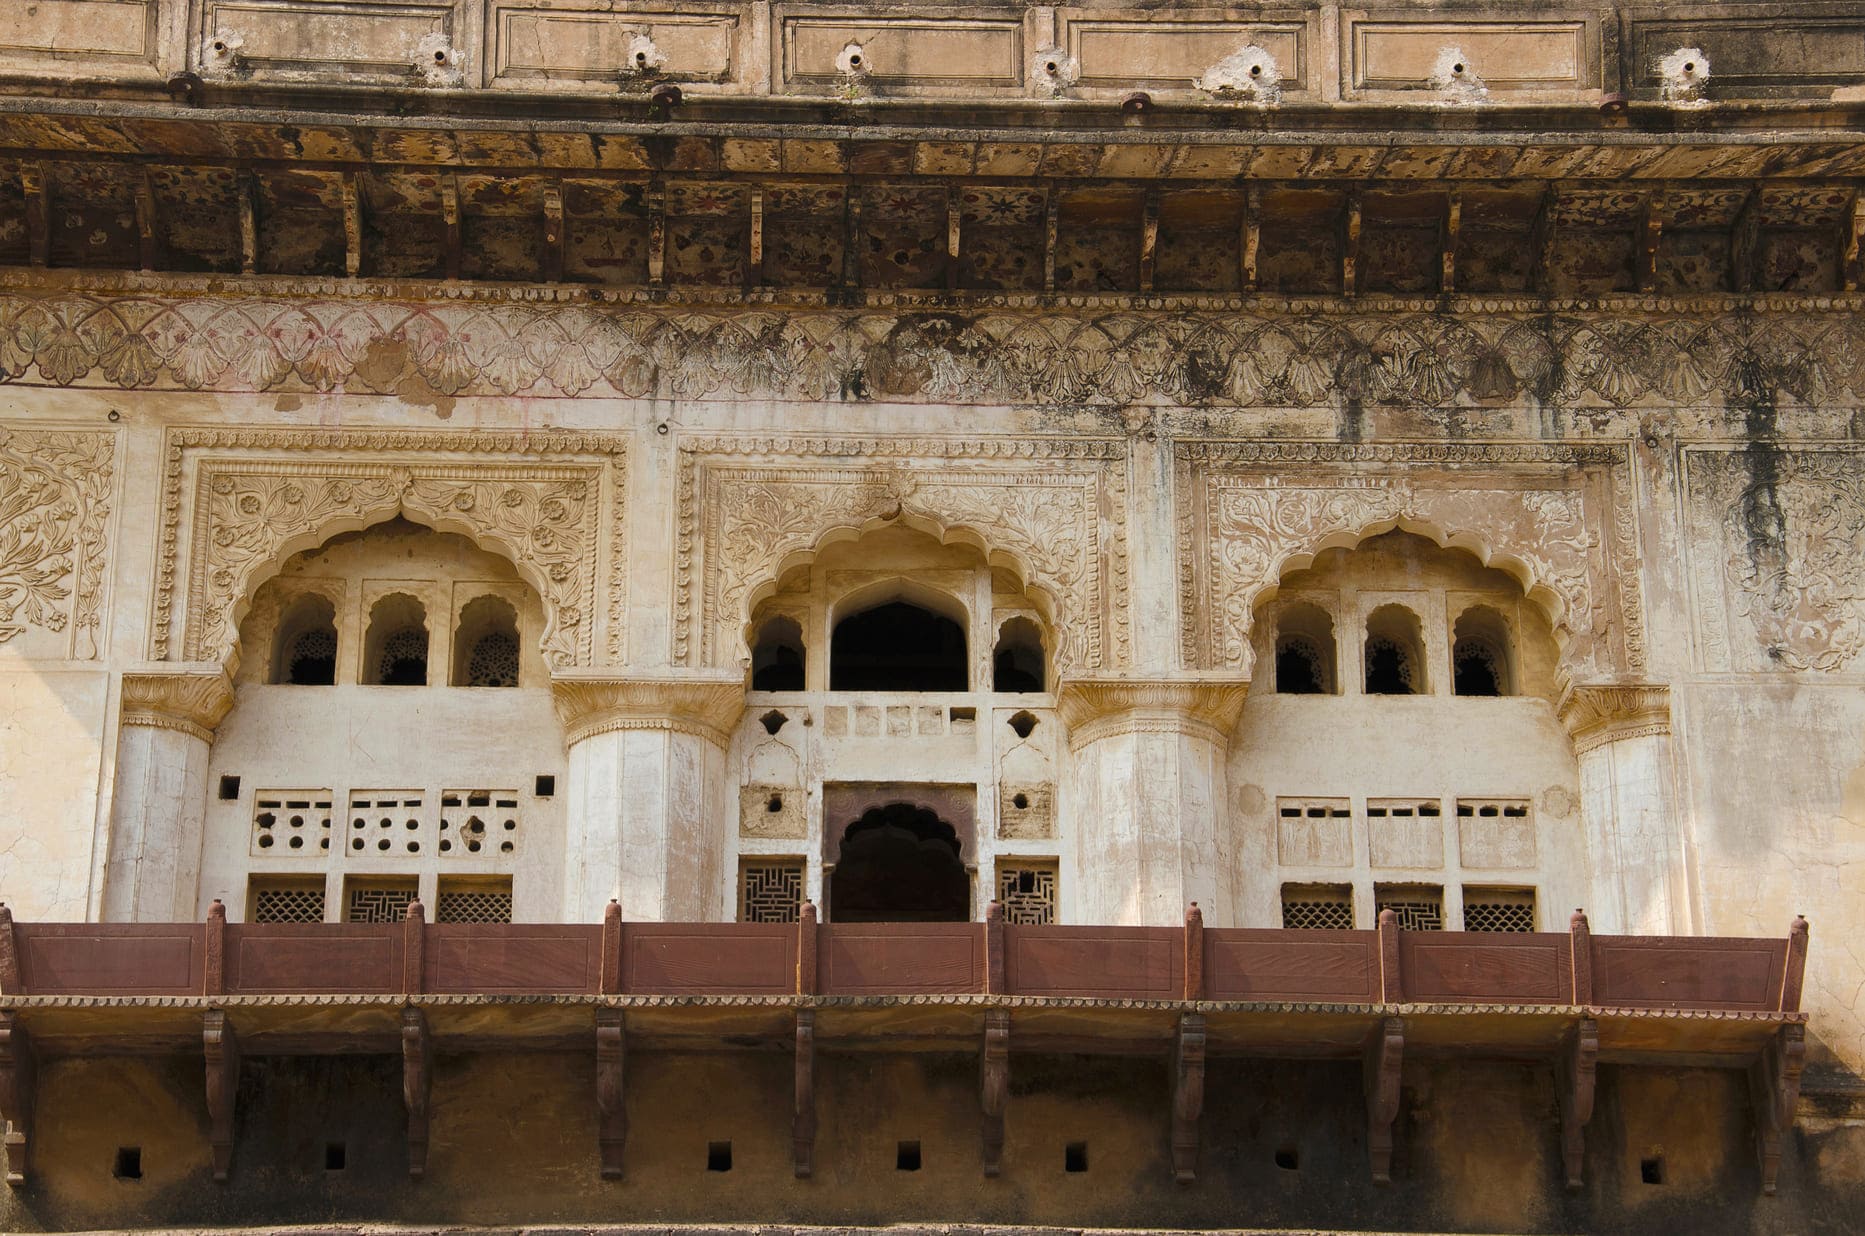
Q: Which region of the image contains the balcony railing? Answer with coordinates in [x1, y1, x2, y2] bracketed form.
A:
[0, 903, 1811, 1194]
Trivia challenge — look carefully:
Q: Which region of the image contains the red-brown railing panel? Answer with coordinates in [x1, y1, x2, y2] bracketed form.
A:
[1005, 926, 1182, 999]
[1590, 935, 1785, 1011]
[1400, 932, 1572, 1005]
[223, 923, 403, 995]
[623, 923, 795, 995]
[15, 923, 204, 997]
[1203, 929, 1380, 1003]
[819, 923, 984, 995]
[424, 925, 603, 995]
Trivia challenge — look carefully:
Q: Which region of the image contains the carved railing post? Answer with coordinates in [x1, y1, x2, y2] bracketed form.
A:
[596, 1007, 625, 1179]
[402, 899, 426, 995]
[204, 899, 226, 996]
[1183, 903, 1204, 1000]
[984, 900, 1005, 995]
[1780, 916, 1809, 1012]
[0, 1013, 34, 1187]
[0, 905, 20, 996]
[203, 1010, 239, 1183]
[797, 900, 818, 996]
[105, 667, 235, 922]
[1569, 909, 1593, 1006]
[1377, 909, 1403, 1003]
[600, 899, 623, 995]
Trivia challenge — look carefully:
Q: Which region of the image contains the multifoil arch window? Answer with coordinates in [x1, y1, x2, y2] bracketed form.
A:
[829, 582, 970, 693]
[272, 593, 338, 686]
[1274, 601, 1336, 695]
[363, 593, 431, 686]
[1452, 605, 1515, 697]
[453, 595, 521, 688]
[1364, 604, 1426, 696]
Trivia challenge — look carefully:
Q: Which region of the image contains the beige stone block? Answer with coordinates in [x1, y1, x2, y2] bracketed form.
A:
[1062, 15, 1303, 90]
[739, 784, 806, 839]
[782, 14, 1024, 87]
[998, 784, 1054, 840]
[205, 1, 449, 72]
[1626, 12, 1865, 91]
[0, 0, 151, 60]
[1346, 15, 1598, 93]
[1457, 802, 1537, 869]
[1367, 801, 1444, 869]
[1275, 802, 1353, 867]
[491, 5, 740, 84]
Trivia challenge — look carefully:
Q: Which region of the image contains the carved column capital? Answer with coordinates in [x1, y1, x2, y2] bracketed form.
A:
[1557, 682, 1672, 755]
[1056, 673, 1251, 750]
[119, 666, 236, 743]
[551, 669, 747, 748]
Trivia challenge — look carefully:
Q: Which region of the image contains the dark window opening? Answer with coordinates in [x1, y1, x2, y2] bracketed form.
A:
[363, 593, 429, 687]
[751, 616, 806, 692]
[1641, 1156, 1664, 1185]
[325, 1142, 347, 1171]
[1276, 640, 1325, 693]
[1452, 607, 1514, 697]
[896, 1140, 922, 1171]
[1275, 1147, 1299, 1171]
[218, 775, 241, 801]
[453, 595, 521, 687]
[829, 803, 968, 924]
[1274, 602, 1336, 694]
[534, 774, 555, 798]
[113, 1147, 141, 1180]
[831, 601, 967, 692]
[272, 594, 337, 685]
[708, 1141, 733, 1172]
[1364, 604, 1425, 696]
[1065, 1142, 1089, 1173]
[992, 617, 1046, 693]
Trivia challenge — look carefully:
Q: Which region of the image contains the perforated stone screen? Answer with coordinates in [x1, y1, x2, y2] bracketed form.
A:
[346, 880, 418, 923]
[350, 792, 425, 857]
[1281, 883, 1354, 930]
[440, 790, 520, 857]
[437, 883, 514, 924]
[1463, 888, 1536, 932]
[251, 791, 333, 857]
[250, 880, 325, 923]
[738, 859, 804, 923]
[996, 862, 1057, 925]
[1376, 886, 1444, 931]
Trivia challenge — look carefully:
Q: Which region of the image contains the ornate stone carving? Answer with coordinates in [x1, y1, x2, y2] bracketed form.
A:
[1056, 674, 1251, 750]
[1, 283, 1861, 411]
[1686, 447, 1865, 673]
[120, 667, 236, 743]
[1175, 442, 1641, 683]
[152, 428, 626, 671]
[1557, 683, 1672, 755]
[677, 436, 1129, 673]
[551, 670, 748, 748]
[0, 425, 113, 659]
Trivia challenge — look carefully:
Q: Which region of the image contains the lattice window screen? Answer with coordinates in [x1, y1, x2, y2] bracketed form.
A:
[350, 792, 425, 856]
[440, 790, 520, 857]
[1281, 883, 1354, 930]
[250, 880, 325, 923]
[1463, 888, 1536, 933]
[251, 791, 333, 857]
[996, 862, 1058, 926]
[466, 632, 520, 687]
[346, 880, 419, 923]
[1376, 886, 1445, 931]
[738, 859, 804, 924]
[436, 882, 514, 923]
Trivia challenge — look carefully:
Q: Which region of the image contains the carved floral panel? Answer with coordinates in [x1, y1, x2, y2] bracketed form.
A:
[155, 428, 626, 670]
[1176, 442, 1641, 683]
[676, 435, 1130, 673]
[0, 424, 113, 659]
[1685, 446, 1865, 673]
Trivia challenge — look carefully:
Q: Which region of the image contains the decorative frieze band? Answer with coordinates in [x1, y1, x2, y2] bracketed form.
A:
[0, 425, 115, 660]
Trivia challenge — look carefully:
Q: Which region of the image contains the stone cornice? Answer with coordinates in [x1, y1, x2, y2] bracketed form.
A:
[551, 669, 748, 749]
[1558, 683, 1673, 755]
[1057, 673, 1251, 750]
[119, 667, 236, 743]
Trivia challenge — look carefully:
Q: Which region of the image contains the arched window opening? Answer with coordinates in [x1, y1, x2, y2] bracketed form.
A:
[271, 594, 338, 685]
[1364, 604, 1425, 696]
[992, 617, 1046, 693]
[1275, 602, 1336, 695]
[751, 615, 806, 692]
[830, 601, 967, 693]
[828, 803, 969, 923]
[362, 594, 430, 686]
[1452, 607, 1514, 697]
[452, 595, 520, 688]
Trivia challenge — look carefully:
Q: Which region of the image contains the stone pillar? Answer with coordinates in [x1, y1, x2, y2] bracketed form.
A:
[1559, 684, 1689, 935]
[552, 670, 746, 923]
[102, 667, 236, 922]
[1058, 674, 1249, 926]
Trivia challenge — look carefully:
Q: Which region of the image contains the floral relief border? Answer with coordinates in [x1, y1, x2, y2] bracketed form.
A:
[153, 428, 627, 670]
[1174, 441, 1643, 684]
[675, 435, 1130, 674]
[1684, 445, 1865, 674]
[0, 424, 114, 659]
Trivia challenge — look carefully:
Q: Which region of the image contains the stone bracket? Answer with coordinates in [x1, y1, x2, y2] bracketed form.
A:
[402, 1006, 431, 1179]
[1749, 1022, 1805, 1196]
[1364, 1016, 1404, 1185]
[1171, 1011, 1206, 1184]
[203, 1010, 240, 1183]
[981, 1007, 1009, 1177]
[793, 1008, 816, 1179]
[1558, 1017, 1599, 1190]
[596, 1007, 626, 1179]
[0, 1013, 34, 1187]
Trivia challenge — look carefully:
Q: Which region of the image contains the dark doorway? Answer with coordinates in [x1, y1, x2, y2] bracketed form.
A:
[828, 802, 969, 923]
[830, 602, 967, 692]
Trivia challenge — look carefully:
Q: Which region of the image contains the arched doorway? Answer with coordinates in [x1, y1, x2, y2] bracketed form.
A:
[828, 803, 970, 922]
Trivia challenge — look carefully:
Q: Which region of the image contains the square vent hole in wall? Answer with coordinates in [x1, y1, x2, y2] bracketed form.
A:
[1281, 882, 1354, 930]
[351, 791, 425, 856]
[1463, 886, 1536, 933]
[345, 876, 419, 923]
[251, 791, 332, 857]
[1275, 797, 1353, 868]
[440, 790, 520, 856]
[249, 875, 326, 923]
[996, 860, 1057, 925]
[738, 858, 805, 924]
[1375, 883, 1444, 931]
[437, 876, 513, 923]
